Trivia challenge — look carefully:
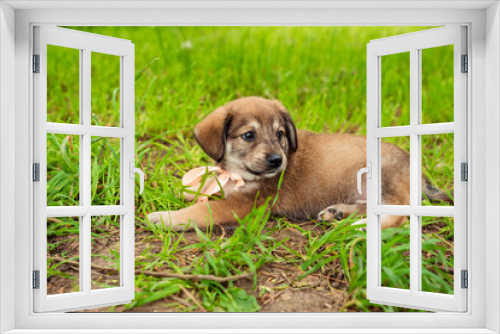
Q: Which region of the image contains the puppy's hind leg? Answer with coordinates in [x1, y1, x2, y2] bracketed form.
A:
[344, 215, 407, 232]
[317, 203, 367, 221]
[380, 215, 408, 229]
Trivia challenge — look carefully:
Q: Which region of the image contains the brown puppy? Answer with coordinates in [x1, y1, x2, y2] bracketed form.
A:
[147, 97, 450, 230]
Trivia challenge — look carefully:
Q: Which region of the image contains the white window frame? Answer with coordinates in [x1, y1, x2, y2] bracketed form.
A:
[0, 1, 499, 333]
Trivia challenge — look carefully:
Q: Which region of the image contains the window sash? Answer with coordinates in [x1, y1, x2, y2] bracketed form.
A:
[366, 26, 468, 312]
[33, 26, 136, 313]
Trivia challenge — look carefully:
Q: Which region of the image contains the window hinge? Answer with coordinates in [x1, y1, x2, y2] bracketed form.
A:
[461, 54, 468, 73]
[461, 270, 468, 289]
[461, 162, 468, 182]
[33, 54, 40, 73]
[33, 270, 40, 289]
[33, 163, 40, 182]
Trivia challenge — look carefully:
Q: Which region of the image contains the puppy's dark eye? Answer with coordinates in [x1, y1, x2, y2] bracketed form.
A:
[277, 131, 284, 140]
[242, 131, 255, 142]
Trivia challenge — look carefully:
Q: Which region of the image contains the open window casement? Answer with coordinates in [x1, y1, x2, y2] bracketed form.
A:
[33, 26, 139, 312]
[365, 26, 467, 312]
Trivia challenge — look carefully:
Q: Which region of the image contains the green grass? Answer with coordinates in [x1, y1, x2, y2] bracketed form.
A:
[45, 26, 455, 312]
[133, 196, 284, 311]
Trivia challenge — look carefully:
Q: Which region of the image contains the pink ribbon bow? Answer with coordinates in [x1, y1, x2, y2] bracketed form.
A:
[182, 166, 245, 202]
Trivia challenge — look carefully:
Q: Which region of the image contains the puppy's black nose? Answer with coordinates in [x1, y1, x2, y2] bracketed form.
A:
[266, 153, 283, 168]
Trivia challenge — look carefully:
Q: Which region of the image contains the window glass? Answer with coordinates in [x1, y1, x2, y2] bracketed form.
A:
[381, 52, 410, 127]
[47, 216, 80, 295]
[47, 45, 80, 124]
[91, 52, 121, 127]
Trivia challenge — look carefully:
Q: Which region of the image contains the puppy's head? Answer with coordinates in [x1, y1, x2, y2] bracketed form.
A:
[194, 97, 298, 181]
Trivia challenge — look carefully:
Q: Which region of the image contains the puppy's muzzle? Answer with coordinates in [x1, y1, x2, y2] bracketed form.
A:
[266, 153, 283, 168]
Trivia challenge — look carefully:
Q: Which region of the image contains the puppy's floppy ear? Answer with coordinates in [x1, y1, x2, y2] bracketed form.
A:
[194, 106, 233, 163]
[273, 100, 298, 152]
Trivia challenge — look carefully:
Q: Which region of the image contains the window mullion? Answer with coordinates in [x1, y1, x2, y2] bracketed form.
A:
[409, 47, 421, 294]
[81, 47, 92, 294]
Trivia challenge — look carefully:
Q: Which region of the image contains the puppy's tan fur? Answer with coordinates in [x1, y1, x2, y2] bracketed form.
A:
[148, 97, 450, 230]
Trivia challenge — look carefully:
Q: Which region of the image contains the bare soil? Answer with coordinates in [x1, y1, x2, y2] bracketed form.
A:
[47, 216, 452, 313]
[47, 220, 353, 313]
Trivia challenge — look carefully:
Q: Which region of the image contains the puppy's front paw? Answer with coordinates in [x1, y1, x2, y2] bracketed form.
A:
[317, 205, 344, 221]
[352, 218, 367, 232]
[147, 211, 195, 231]
[147, 212, 168, 225]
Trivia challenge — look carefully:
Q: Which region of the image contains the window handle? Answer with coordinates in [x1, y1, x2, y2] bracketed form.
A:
[357, 162, 372, 195]
[129, 162, 145, 195]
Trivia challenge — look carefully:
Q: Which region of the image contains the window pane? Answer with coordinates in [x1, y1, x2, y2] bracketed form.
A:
[47, 133, 80, 206]
[380, 215, 410, 290]
[381, 52, 410, 127]
[421, 216, 454, 295]
[421, 45, 454, 124]
[47, 216, 80, 295]
[91, 137, 121, 206]
[91, 215, 121, 290]
[47, 45, 80, 124]
[91, 52, 121, 127]
[381, 136, 410, 205]
[421, 133, 454, 206]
